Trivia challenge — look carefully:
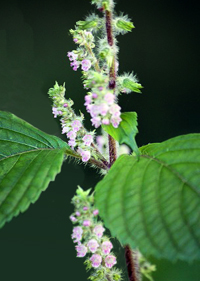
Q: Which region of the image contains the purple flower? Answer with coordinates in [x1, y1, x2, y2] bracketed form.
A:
[67, 51, 78, 61]
[68, 139, 76, 149]
[93, 209, 99, 216]
[87, 239, 99, 253]
[71, 120, 82, 132]
[67, 130, 76, 140]
[72, 226, 83, 242]
[91, 117, 101, 128]
[93, 224, 105, 238]
[82, 134, 93, 146]
[104, 92, 115, 104]
[101, 241, 113, 255]
[83, 206, 89, 211]
[69, 215, 77, 222]
[52, 107, 62, 118]
[70, 61, 79, 71]
[80, 150, 91, 162]
[81, 59, 92, 71]
[104, 255, 117, 268]
[83, 220, 91, 226]
[90, 254, 102, 268]
[75, 244, 87, 257]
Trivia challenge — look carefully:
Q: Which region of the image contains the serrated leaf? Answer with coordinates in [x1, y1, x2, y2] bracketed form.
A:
[102, 112, 139, 156]
[95, 133, 200, 261]
[0, 111, 71, 228]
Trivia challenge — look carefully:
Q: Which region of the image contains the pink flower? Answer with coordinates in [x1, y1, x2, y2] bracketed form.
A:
[83, 220, 91, 226]
[69, 215, 77, 222]
[90, 254, 102, 268]
[83, 134, 93, 146]
[90, 104, 100, 117]
[93, 209, 99, 216]
[101, 241, 113, 255]
[67, 51, 78, 61]
[70, 61, 79, 71]
[75, 244, 87, 257]
[104, 92, 115, 104]
[104, 255, 117, 268]
[62, 126, 70, 134]
[111, 116, 122, 128]
[67, 130, 76, 140]
[80, 150, 91, 162]
[102, 118, 110, 125]
[71, 120, 82, 132]
[91, 117, 101, 128]
[72, 226, 83, 242]
[52, 107, 62, 118]
[76, 211, 81, 216]
[68, 139, 76, 148]
[109, 104, 121, 117]
[87, 239, 99, 253]
[99, 103, 109, 116]
[83, 206, 88, 211]
[81, 59, 92, 71]
[93, 224, 105, 238]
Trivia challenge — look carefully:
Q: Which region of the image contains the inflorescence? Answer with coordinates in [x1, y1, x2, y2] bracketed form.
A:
[70, 187, 122, 281]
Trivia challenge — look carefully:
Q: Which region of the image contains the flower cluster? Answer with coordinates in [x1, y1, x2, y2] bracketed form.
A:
[67, 24, 122, 129]
[70, 187, 122, 281]
[48, 82, 95, 162]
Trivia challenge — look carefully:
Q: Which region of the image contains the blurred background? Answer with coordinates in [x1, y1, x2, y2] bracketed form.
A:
[0, 0, 199, 280]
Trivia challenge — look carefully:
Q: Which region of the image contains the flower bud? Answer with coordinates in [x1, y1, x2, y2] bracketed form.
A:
[116, 19, 135, 32]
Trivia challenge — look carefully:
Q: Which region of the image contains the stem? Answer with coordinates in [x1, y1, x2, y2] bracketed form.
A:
[108, 134, 117, 166]
[125, 246, 141, 281]
[104, 3, 141, 281]
[105, 1, 117, 167]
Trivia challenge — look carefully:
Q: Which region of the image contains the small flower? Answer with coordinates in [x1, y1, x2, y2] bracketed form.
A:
[76, 211, 81, 216]
[70, 60, 80, 71]
[67, 51, 78, 61]
[71, 120, 82, 132]
[111, 116, 122, 128]
[52, 107, 62, 118]
[93, 209, 99, 216]
[101, 241, 113, 255]
[83, 206, 89, 211]
[93, 224, 105, 238]
[68, 139, 76, 148]
[83, 220, 91, 226]
[83, 134, 93, 146]
[72, 226, 83, 242]
[67, 130, 77, 140]
[70, 215, 77, 222]
[87, 239, 99, 253]
[104, 92, 115, 104]
[104, 255, 117, 268]
[91, 116, 101, 128]
[81, 59, 92, 71]
[80, 150, 91, 162]
[62, 125, 70, 134]
[90, 254, 102, 268]
[75, 244, 88, 257]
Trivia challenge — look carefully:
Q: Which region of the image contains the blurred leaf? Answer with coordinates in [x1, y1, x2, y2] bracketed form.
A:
[95, 133, 200, 261]
[0, 111, 71, 228]
[102, 112, 139, 156]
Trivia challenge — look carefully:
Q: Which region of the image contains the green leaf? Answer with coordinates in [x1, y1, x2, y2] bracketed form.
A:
[102, 112, 139, 156]
[122, 78, 143, 93]
[0, 111, 71, 228]
[95, 133, 200, 261]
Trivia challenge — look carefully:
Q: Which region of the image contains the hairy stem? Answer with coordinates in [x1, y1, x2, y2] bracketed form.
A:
[125, 245, 141, 281]
[105, 1, 117, 167]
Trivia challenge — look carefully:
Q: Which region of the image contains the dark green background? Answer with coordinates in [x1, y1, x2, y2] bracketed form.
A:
[0, 0, 199, 280]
